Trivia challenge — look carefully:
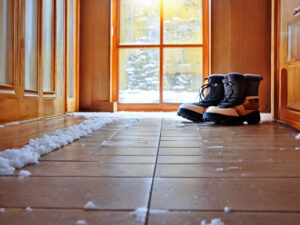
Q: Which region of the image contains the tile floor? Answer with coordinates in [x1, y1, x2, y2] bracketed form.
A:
[1, 116, 300, 225]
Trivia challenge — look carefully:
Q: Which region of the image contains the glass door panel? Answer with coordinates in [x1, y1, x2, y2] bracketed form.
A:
[0, 0, 13, 86]
[119, 48, 160, 103]
[56, 0, 65, 97]
[120, 0, 160, 45]
[163, 0, 203, 44]
[25, 0, 38, 91]
[163, 48, 203, 103]
[42, 0, 54, 92]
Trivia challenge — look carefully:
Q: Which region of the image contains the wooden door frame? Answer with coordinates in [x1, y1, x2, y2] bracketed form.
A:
[65, 0, 80, 113]
[111, 0, 211, 111]
[273, 0, 300, 130]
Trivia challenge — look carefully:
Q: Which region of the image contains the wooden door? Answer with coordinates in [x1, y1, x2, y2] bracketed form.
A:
[65, 0, 79, 113]
[275, 0, 300, 130]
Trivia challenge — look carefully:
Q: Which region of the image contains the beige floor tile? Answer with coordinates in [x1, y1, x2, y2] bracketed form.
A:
[0, 177, 151, 209]
[111, 136, 160, 141]
[19, 162, 154, 177]
[41, 154, 156, 163]
[151, 178, 300, 211]
[148, 211, 300, 225]
[0, 209, 143, 225]
[43, 147, 157, 158]
[155, 163, 300, 178]
[157, 153, 300, 163]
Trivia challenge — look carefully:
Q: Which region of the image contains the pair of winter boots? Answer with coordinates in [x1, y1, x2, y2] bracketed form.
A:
[177, 73, 263, 125]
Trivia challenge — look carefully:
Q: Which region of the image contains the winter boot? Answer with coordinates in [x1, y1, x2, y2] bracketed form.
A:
[177, 74, 225, 122]
[203, 73, 263, 125]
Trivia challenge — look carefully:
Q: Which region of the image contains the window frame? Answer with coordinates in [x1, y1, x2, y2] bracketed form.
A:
[0, 0, 17, 94]
[112, 0, 210, 111]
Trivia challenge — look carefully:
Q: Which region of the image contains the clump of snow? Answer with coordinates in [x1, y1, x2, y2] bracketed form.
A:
[100, 141, 147, 147]
[25, 207, 32, 213]
[0, 208, 5, 213]
[130, 207, 148, 223]
[76, 220, 87, 225]
[201, 218, 225, 225]
[84, 201, 98, 210]
[296, 134, 300, 140]
[227, 166, 241, 170]
[208, 146, 224, 149]
[295, 147, 300, 151]
[216, 168, 223, 171]
[177, 122, 185, 127]
[81, 143, 86, 147]
[224, 206, 230, 213]
[0, 116, 118, 176]
[149, 209, 169, 214]
[18, 170, 31, 179]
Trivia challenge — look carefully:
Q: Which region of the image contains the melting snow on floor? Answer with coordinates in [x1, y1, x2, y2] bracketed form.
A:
[201, 218, 226, 225]
[0, 112, 185, 176]
[0, 114, 118, 175]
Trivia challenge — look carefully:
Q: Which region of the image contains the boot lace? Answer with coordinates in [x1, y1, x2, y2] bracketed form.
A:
[199, 78, 210, 102]
[221, 80, 234, 103]
[199, 78, 219, 102]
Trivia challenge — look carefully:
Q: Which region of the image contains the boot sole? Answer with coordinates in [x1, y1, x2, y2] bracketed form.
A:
[177, 108, 204, 122]
[203, 111, 260, 125]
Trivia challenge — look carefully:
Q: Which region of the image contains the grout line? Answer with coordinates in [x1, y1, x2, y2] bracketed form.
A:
[145, 118, 164, 225]
[2, 207, 300, 214]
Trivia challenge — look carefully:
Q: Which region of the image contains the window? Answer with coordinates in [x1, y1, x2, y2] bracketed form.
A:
[56, 0, 65, 96]
[25, 0, 38, 91]
[115, 0, 208, 106]
[42, 0, 54, 92]
[0, 0, 13, 86]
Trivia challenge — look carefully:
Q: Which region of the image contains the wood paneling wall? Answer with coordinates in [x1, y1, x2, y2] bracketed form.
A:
[79, 0, 115, 112]
[211, 0, 271, 112]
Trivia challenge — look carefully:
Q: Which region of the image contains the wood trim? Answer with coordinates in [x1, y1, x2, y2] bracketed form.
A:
[203, 0, 210, 80]
[111, 0, 118, 102]
[75, 0, 80, 111]
[0, 84, 14, 90]
[159, 0, 164, 106]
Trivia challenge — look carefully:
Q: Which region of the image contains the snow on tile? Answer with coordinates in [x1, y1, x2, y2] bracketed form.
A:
[100, 141, 148, 147]
[76, 220, 87, 225]
[226, 166, 241, 170]
[18, 170, 31, 179]
[201, 218, 225, 225]
[130, 207, 148, 223]
[296, 134, 300, 140]
[0, 115, 118, 176]
[149, 209, 169, 214]
[295, 147, 300, 151]
[216, 168, 224, 171]
[25, 207, 32, 213]
[207, 146, 224, 149]
[177, 122, 185, 127]
[84, 201, 98, 210]
[224, 206, 230, 213]
[0, 208, 5, 213]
